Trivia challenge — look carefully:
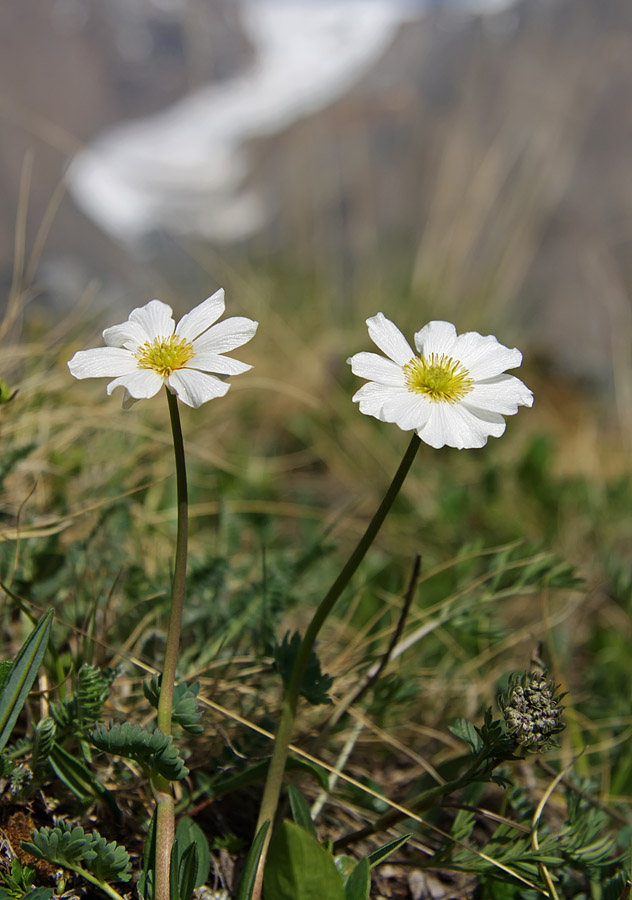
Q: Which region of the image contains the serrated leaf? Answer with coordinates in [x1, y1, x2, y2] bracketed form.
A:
[235, 822, 269, 900]
[287, 785, 317, 838]
[448, 718, 483, 754]
[344, 858, 370, 900]
[263, 821, 345, 900]
[0, 610, 53, 753]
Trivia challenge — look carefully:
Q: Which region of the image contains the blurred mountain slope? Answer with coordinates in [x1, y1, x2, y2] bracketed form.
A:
[1, 0, 631, 387]
[0, 0, 251, 290]
[243, 0, 632, 381]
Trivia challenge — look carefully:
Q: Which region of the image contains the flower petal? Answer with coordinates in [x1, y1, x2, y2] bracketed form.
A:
[106, 368, 163, 401]
[420, 403, 505, 449]
[68, 348, 138, 379]
[129, 299, 175, 340]
[191, 317, 259, 354]
[347, 351, 407, 386]
[187, 352, 252, 376]
[103, 319, 149, 350]
[167, 369, 230, 408]
[366, 313, 415, 366]
[381, 391, 433, 431]
[352, 383, 432, 430]
[454, 331, 523, 380]
[413, 321, 458, 358]
[465, 375, 534, 415]
[175, 288, 225, 341]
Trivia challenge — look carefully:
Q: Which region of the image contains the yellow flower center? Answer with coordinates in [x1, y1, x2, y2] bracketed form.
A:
[403, 353, 474, 402]
[136, 335, 195, 377]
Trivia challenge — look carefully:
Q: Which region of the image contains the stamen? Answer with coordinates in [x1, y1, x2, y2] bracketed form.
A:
[136, 335, 195, 378]
[403, 352, 474, 402]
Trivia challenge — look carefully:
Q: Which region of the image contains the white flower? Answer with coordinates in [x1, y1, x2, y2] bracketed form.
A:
[347, 314, 533, 449]
[68, 289, 258, 409]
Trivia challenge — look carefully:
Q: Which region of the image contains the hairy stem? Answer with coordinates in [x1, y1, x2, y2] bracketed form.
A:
[252, 433, 421, 892]
[153, 388, 189, 900]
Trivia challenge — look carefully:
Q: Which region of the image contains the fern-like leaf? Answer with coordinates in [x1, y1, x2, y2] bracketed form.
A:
[22, 822, 94, 866]
[90, 723, 189, 780]
[143, 676, 203, 733]
[87, 833, 131, 883]
[22, 821, 131, 886]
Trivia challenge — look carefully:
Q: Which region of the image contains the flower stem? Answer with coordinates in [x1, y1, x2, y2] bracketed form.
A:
[153, 388, 189, 900]
[253, 433, 421, 873]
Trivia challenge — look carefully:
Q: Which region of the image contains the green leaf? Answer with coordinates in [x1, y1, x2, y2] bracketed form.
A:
[48, 743, 110, 804]
[90, 723, 188, 781]
[448, 718, 484, 754]
[144, 677, 204, 734]
[0, 610, 53, 753]
[0, 662, 13, 693]
[174, 818, 210, 888]
[138, 810, 157, 900]
[344, 858, 370, 900]
[367, 834, 412, 868]
[287, 785, 317, 838]
[171, 842, 197, 900]
[87, 833, 131, 882]
[263, 821, 345, 900]
[22, 821, 130, 886]
[235, 822, 269, 900]
[31, 717, 56, 770]
[22, 822, 93, 867]
[273, 632, 333, 706]
[0, 890, 53, 900]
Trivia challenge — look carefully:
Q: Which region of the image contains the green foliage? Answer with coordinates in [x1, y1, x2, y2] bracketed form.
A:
[287, 785, 317, 838]
[428, 781, 625, 897]
[235, 822, 270, 900]
[143, 675, 204, 733]
[366, 835, 413, 868]
[51, 663, 119, 738]
[342, 858, 370, 900]
[30, 717, 56, 770]
[48, 742, 113, 805]
[273, 632, 333, 705]
[263, 821, 346, 900]
[90, 722, 189, 780]
[0, 857, 46, 900]
[172, 818, 210, 895]
[0, 610, 53, 754]
[22, 821, 131, 884]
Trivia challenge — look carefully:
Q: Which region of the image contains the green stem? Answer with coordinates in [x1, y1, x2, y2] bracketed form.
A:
[254, 433, 421, 843]
[153, 388, 189, 900]
[66, 864, 127, 900]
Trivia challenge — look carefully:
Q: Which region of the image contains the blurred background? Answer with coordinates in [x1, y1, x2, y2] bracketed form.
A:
[2, 0, 632, 394]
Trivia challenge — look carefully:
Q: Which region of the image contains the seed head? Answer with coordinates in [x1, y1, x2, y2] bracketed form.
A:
[499, 671, 566, 751]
